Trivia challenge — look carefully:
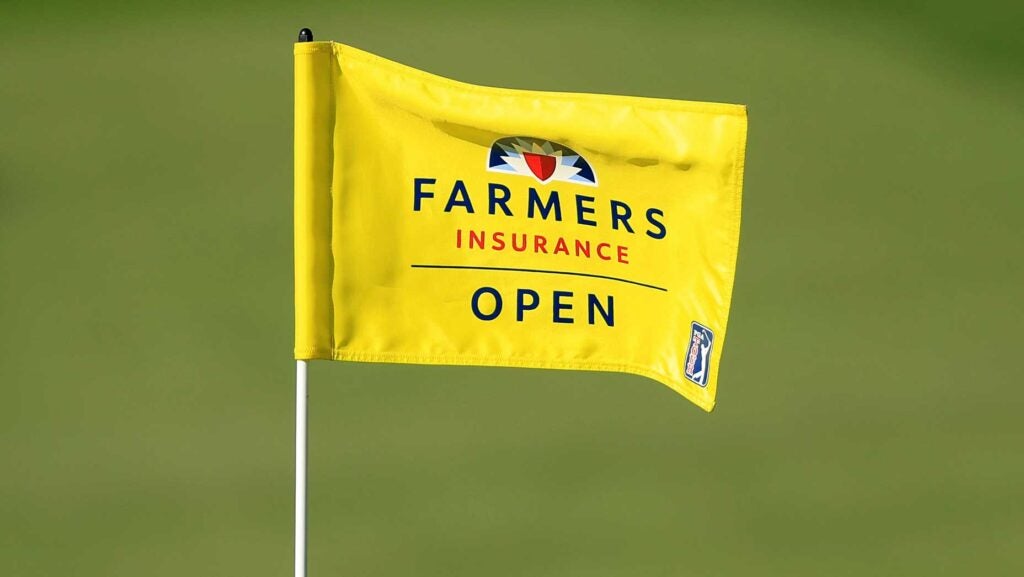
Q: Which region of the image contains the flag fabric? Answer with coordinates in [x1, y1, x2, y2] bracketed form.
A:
[295, 41, 747, 411]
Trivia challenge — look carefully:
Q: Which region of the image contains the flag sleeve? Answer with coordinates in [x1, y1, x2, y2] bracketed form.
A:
[294, 42, 335, 358]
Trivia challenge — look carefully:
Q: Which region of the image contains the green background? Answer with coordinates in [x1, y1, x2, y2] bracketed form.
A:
[2, 1, 1022, 575]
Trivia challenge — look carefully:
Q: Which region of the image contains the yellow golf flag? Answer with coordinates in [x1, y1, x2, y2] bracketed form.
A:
[295, 41, 747, 411]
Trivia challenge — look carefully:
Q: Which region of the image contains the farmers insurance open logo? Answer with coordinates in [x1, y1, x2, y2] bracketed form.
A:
[487, 137, 598, 186]
[410, 135, 673, 332]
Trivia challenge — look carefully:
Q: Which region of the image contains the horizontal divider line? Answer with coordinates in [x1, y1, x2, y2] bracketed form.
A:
[410, 264, 668, 292]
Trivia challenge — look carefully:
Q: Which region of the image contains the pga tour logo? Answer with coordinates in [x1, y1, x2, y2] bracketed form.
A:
[486, 136, 598, 186]
[684, 322, 714, 387]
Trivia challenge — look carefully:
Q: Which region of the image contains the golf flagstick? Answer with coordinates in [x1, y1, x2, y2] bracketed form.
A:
[294, 359, 308, 577]
[295, 27, 314, 577]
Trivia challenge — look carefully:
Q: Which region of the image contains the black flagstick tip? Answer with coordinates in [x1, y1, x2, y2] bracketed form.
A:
[298, 28, 313, 42]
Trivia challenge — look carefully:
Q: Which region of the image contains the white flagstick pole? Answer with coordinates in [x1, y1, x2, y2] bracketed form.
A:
[295, 27, 314, 577]
[295, 360, 308, 577]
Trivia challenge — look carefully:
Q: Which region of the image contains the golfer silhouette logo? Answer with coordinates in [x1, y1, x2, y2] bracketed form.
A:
[684, 322, 714, 387]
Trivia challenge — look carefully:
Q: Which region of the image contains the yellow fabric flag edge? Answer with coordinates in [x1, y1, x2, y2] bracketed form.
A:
[294, 41, 336, 361]
[294, 41, 748, 413]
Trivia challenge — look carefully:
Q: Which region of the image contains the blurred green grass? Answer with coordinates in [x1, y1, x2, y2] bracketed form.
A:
[2, 1, 1022, 576]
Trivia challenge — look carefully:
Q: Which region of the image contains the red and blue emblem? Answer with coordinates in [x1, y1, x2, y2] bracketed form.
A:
[684, 322, 714, 387]
[487, 137, 597, 186]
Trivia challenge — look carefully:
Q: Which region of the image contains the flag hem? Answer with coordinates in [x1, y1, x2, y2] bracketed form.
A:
[331, 41, 747, 118]
[294, 348, 716, 412]
[704, 108, 749, 405]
